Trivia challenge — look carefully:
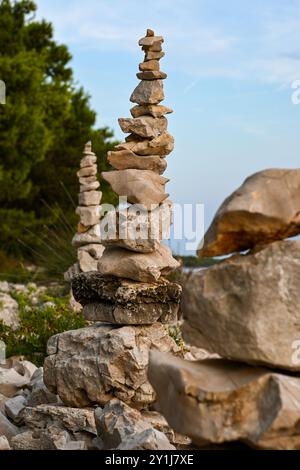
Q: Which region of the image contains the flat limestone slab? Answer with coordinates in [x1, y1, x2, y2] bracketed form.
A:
[71, 272, 181, 324]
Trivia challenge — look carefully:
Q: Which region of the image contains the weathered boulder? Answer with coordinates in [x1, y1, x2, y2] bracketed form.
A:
[72, 273, 181, 325]
[148, 351, 300, 450]
[102, 169, 169, 210]
[199, 168, 300, 257]
[118, 116, 167, 138]
[182, 240, 300, 371]
[97, 244, 180, 282]
[94, 399, 175, 450]
[100, 201, 172, 253]
[44, 323, 180, 409]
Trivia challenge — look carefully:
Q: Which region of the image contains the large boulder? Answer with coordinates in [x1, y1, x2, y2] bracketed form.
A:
[44, 323, 180, 409]
[182, 240, 300, 371]
[72, 273, 181, 325]
[148, 351, 300, 450]
[94, 399, 175, 450]
[102, 169, 169, 210]
[199, 168, 300, 257]
[97, 244, 180, 283]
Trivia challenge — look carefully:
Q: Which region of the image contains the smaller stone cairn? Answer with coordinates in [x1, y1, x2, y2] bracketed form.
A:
[149, 168, 300, 450]
[64, 141, 104, 281]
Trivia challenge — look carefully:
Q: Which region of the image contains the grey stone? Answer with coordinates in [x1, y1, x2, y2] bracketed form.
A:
[130, 80, 164, 105]
[72, 272, 181, 325]
[44, 323, 180, 409]
[4, 396, 26, 424]
[199, 168, 300, 257]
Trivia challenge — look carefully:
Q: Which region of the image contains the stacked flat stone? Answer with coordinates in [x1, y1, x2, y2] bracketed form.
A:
[148, 168, 300, 450]
[71, 28, 181, 324]
[64, 142, 104, 281]
[44, 30, 182, 412]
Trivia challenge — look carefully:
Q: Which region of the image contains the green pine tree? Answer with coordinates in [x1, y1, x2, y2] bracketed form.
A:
[0, 0, 118, 262]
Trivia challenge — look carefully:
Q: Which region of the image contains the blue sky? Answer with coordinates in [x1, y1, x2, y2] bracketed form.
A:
[35, 0, 300, 254]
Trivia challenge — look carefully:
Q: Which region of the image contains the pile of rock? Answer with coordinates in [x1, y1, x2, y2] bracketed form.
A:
[42, 30, 182, 441]
[65, 142, 104, 281]
[149, 168, 300, 450]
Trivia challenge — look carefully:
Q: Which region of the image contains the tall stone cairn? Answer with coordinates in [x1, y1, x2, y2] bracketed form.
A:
[72, 28, 182, 325]
[44, 30, 182, 411]
[64, 142, 104, 281]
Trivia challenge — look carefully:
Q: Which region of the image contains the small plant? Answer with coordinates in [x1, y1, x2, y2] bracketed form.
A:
[168, 325, 187, 355]
[0, 291, 86, 366]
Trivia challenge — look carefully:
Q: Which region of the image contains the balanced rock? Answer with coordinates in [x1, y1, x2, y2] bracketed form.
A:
[199, 168, 300, 257]
[130, 104, 173, 118]
[116, 132, 174, 156]
[102, 169, 169, 210]
[118, 116, 167, 138]
[72, 224, 101, 247]
[44, 323, 180, 409]
[78, 190, 102, 206]
[72, 272, 181, 324]
[183, 239, 300, 371]
[138, 36, 164, 48]
[97, 244, 180, 282]
[130, 80, 164, 105]
[148, 351, 300, 450]
[108, 149, 167, 174]
[75, 206, 100, 227]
